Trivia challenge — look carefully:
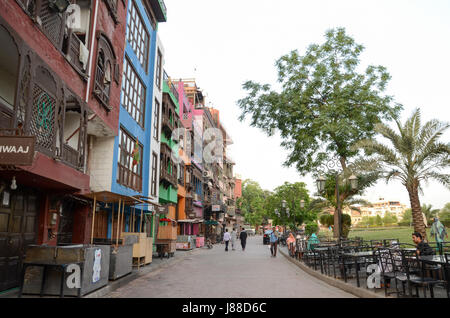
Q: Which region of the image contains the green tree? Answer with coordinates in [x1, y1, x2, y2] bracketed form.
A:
[398, 208, 413, 227]
[237, 27, 400, 175]
[237, 27, 400, 237]
[439, 203, 450, 227]
[305, 222, 319, 236]
[375, 215, 383, 226]
[382, 212, 397, 226]
[264, 182, 317, 230]
[353, 109, 450, 239]
[237, 179, 268, 227]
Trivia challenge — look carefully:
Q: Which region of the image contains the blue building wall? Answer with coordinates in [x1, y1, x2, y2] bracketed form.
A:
[107, 0, 159, 238]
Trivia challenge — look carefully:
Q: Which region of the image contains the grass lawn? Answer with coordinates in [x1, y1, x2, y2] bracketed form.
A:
[319, 226, 443, 244]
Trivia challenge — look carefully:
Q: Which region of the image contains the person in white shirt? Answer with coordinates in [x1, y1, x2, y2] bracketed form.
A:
[230, 229, 237, 250]
[223, 229, 231, 251]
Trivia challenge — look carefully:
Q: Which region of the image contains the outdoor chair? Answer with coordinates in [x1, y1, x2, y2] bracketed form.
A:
[340, 246, 362, 281]
[444, 253, 450, 298]
[383, 238, 400, 247]
[324, 246, 341, 278]
[375, 248, 398, 296]
[395, 250, 445, 298]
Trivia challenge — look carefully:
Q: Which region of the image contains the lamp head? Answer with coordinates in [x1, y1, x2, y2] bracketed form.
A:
[11, 176, 17, 190]
[349, 174, 358, 190]
[316, 175, 326, 192]
[300, 199, 305, 208]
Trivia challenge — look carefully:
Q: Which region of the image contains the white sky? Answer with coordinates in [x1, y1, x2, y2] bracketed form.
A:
[158, 0, 450, 210]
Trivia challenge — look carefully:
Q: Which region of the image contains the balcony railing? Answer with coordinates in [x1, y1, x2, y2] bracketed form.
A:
[62, 143, 80, 170]
[163, 70, 179, 102]
[160, 143, 177, 187]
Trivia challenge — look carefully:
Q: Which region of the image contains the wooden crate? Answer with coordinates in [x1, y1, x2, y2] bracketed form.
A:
[144, 237, 153, 264]
[157, 224, 177, 240]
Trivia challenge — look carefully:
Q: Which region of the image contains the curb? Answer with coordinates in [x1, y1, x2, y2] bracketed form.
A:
[279, 248, 386, 299]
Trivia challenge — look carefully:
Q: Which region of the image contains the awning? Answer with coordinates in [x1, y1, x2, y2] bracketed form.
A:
[81, 191, 146, 205]
[177, 219, 204, 223]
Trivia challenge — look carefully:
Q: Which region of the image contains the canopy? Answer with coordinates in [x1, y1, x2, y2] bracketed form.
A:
[177, 219, 204, 223]
[81, 191, 146, 205]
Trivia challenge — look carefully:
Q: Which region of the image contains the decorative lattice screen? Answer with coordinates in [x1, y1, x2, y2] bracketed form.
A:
[39, 0, 64, 49]
[30, 85, 56, 152]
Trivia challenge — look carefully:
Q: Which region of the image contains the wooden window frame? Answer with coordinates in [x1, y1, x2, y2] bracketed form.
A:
[153, 98, 160, 141]
[117, 127, 143, 192]
[151, 151, 158, 197]
[121, 56, 146, 127]
[93, 32, 117, 111]
[155, 49, 162, 90]
[127, 1, 150, 72]
[103, 0, 120, 24]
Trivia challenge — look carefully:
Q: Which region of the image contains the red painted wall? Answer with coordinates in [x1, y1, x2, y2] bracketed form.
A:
[72, 205, 91, 244]
[86, 0, 128, 136]
[0, 0, 128, 135]
[234, 179, 242, 198]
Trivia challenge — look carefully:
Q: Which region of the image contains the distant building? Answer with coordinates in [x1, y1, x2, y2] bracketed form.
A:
[359, 198, 407, 221]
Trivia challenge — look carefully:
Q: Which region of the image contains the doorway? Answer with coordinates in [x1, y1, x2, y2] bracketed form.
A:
[0, 188, 39, 292]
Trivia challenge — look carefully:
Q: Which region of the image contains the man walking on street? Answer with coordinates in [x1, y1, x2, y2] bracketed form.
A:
[239, 227, 248, 251]
[223, 229, 231, 251]
[231, 228, 237, 250]
[270, 226, 279, 257]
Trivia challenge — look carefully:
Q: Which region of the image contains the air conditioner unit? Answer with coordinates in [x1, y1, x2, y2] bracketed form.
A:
[66, 4, 82, 30]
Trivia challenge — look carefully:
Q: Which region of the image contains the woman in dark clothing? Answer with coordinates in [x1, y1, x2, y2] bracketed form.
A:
[239, 227, 248, 251]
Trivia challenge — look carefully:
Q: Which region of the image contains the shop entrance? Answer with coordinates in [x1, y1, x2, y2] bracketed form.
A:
[0, 189, 39, 292]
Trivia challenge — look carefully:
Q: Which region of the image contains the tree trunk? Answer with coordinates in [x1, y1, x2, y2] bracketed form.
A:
[407, 186, 427, 240]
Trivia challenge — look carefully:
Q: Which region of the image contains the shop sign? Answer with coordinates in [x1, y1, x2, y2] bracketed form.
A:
[0, 136, 35, 165]
[212, 205, 220, 212]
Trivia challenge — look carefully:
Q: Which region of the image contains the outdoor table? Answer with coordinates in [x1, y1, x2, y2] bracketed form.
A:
[418, 255, 447, 264]
[342, 251, 375, 287]
[400, 248, 417, 252]
[18, 261, 84, 298]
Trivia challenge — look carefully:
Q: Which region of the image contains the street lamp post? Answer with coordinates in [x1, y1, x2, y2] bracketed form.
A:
[316, 157, 358, 242]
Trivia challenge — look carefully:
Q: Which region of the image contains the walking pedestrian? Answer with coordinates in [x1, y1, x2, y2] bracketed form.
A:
[269, 226, 279, 257]
[239, 227, 248, 251]
[231, 228, 237, 250]
[430, 217, 448, 255]
[223, 229, 231, 251]
[287, 232, 296, 257]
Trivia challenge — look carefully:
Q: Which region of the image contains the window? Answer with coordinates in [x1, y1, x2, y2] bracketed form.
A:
[155, 49, 162, 89]
[153, 98, 160, 140]
[103, 0, 119, 23]
[0, 25, 19, 127]
[127, 1, 149, 71]
[117, 128, 143, 191]
[151, 152, 158, 196]
[121, 57, 146, 127]
[94, 34, 117, 110]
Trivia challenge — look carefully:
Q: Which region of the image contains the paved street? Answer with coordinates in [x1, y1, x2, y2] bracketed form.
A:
[106, 236, 355, 298]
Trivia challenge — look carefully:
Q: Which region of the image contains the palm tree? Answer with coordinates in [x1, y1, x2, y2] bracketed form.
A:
[353, 109, 450, 239]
